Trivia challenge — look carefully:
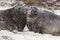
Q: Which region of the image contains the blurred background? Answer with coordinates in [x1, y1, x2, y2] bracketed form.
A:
[20, 0, 60, 10]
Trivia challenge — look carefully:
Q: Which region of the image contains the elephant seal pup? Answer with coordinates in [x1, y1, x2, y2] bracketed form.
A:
[0, 5, 26, 31]
[27, 7, 60, 36]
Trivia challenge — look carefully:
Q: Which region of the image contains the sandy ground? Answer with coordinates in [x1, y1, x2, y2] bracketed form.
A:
[0, 30, 60, 40]
[0, 26, 60, 40]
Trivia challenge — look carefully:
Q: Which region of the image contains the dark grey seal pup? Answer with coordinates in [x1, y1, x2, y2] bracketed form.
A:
[0, 5, 26, 31]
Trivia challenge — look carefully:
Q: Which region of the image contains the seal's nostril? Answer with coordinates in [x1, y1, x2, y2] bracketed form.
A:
[19, 8, 21, 10]
[0, 17, 4, 21]
[0, 19, 1, 21]
[3, 20, 4, 21]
